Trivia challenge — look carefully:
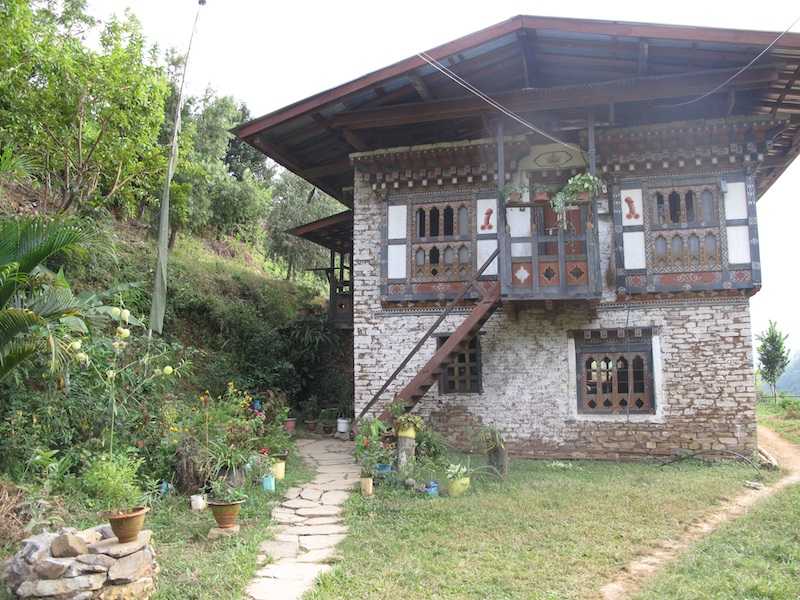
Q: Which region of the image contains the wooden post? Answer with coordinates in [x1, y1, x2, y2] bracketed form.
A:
[397, 436, 416, 471]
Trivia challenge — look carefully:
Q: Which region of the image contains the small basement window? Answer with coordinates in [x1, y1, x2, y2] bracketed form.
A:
[575, 328, 654, 415]
[437, 335, 482, 394]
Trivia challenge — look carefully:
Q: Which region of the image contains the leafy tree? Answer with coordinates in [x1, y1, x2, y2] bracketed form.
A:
[0, 217, 91, 382]
[225, 104, 273, 182]
[757, 320, 790, 402]
[265, 171, 342, 280]
[1, 2, 169, 214]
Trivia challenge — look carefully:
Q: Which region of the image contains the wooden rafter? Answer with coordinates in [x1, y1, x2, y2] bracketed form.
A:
[408, 73, 434, 100]
[330, 65, 779, 130]
[771, 63, 800, 116]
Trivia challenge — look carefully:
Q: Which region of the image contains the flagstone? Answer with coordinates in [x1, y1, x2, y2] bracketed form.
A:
[299, 534, 347, 551]
[246, 577, 308, 600]
[282, 498, 322, 510]
[283, 487, 301, 499]
[258, 540, 298, 560]
[320, 490, 349, 506]
[304, 516, 343, 526]
[291, 547, 340, 563]
[284, 524, 348, 536]
[299, 488, 322, 502]
[295, 505, 342, 517]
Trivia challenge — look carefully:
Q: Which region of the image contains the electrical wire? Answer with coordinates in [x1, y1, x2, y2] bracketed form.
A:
[417, 51, 586, 158]
[661, 14, 800, 108]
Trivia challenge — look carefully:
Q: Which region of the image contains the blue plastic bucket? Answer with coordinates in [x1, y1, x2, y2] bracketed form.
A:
[261, 474, 276, 492]
[425, 481, 439, 497]
[375, 463, 393, 476]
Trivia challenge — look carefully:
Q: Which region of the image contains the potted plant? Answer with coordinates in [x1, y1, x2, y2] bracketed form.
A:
[284, 412, 297, 434]
[499, 182, 529, 204]
[251, 452, 276, 492]
[359, 450, 377, 496]
[81, 453, 149, 544]
[532, 183, 557, 202]
[319, 408, 338, 435]
[446, 463, 471, 497]
[478, 425, 508, 478]
[394, 413, 424, 440]
[303, 395, 320, 432]
[550, 173, 605, 230]
[206, 440, 250, 487]
[207, 478, 248, 529]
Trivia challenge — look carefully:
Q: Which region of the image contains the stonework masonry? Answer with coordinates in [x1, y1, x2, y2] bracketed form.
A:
[352, 168, 757, 459]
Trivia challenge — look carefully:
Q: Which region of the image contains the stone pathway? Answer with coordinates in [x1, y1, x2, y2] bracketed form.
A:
[599, 425, 800, 600]
[245, 437, 357, 600]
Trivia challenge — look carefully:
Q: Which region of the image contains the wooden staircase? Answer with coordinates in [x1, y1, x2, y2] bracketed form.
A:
[380, 281, 501, 419]
[356, 248, 501, 423]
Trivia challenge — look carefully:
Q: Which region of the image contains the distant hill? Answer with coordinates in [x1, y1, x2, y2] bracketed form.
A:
[778, 354, 800, 395]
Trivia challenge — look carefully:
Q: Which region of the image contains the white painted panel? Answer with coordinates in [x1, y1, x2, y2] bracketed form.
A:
[620, 188, 643, 227]
[724, 182, 748, 220]
[476, 198, 497, 234]
[507, 207, 531, 237]
[623, 231, 646, 270]
[387, 244, 406, 279]
[477, 239, 498, 275]
[727, 225, 751, 264]
[387, 205, 407, 240]
[511, 242, 532, 257]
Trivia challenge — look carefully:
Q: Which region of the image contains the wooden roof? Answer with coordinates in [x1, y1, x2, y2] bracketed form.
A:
[288, 210, 353, 254]
[234, 15, 800, 204]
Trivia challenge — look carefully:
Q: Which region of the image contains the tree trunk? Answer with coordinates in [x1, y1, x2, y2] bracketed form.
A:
[168, 225, 178, 249]
[488, 446, 508, 478]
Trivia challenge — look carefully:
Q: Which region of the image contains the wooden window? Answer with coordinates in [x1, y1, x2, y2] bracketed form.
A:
[576, 329, 654, 415]
[409, 200, 473, 283]
[443, 206, 454, 236]
[416, 208, 426, 238]
[438, 335, 482, 394]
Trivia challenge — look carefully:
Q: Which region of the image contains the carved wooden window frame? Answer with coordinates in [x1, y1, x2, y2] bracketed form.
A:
[644, 181, 726, 274]
[411, 200, 474, 283]
[436, 334, 482, 394]
[575, 329, 654, 415]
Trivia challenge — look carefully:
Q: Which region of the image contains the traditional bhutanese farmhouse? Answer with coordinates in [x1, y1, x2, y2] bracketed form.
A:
[234, 16, 800, 458]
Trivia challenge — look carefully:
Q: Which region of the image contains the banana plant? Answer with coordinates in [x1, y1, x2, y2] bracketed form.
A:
[0, 217, 93, 381]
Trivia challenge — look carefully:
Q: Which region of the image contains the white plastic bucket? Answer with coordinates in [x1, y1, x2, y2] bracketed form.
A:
[336, 418, 351, 433]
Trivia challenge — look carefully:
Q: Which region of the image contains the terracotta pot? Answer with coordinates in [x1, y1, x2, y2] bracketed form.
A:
[103, 506, 149, 543]
[534, 191, 550, 202]
[305, 419, 317, 432]
[208, 500, 245, 529]
[360, 477, 374, 496]
[575, 191, 591, 202]
[322, 423, 335, 434]
[284, 418, 296, 434]
[508, 190, 522, 203]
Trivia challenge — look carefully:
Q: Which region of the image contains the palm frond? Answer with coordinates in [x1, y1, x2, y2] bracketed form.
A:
[0, 307, 45, 350]
[26, 287, 84, 320]
[0, 218, 93, 307]
[0, 339, 40, 382]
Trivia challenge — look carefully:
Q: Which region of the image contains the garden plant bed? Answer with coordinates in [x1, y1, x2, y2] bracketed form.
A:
[1, 454, 312, 600]
[305, 456, 772, 600]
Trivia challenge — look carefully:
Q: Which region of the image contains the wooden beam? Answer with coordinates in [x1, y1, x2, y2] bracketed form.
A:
[638, 40, 649, 75]
[408, 74, 434, 100]
[330, 65, 779, 130]
[517, 30, 537, 87]
[304, 159, 353, 178]
[772, 63, 800, 116]
[311, 112, 370, 152]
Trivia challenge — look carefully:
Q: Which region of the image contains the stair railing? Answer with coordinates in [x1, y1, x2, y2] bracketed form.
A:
[355, 248, 500, 422]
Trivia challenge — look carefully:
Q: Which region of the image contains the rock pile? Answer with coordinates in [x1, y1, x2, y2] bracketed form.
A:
[1, 526, 158, 599]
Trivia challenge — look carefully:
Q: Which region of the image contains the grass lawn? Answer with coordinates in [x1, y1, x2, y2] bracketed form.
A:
[757, 401, 800, 446]
[306, 457, 767, 600]
[634, 483, 800, 600]
[1, 453, 312, 600]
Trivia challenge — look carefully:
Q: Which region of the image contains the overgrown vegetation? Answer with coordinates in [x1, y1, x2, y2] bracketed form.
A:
[757, 398, 800, 446]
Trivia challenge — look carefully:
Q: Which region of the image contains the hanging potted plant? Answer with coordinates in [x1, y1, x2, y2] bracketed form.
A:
[445, 463, 471, 497]
[499, 182, 529, 204]
[551, 173, 605, 230]
[207, 478, 248, 529]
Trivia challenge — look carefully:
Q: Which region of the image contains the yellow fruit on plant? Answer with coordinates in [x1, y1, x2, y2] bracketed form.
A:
[70, 340, 82, 351]
[162, 365, 174, 376]
[120, 309, 130, 324]
[110, 307, 122, 318]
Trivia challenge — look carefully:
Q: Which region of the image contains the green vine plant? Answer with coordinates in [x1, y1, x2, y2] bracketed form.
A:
[550, 173, 605, 230]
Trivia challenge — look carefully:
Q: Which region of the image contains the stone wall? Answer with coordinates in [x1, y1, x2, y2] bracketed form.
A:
[2, 528, 157, 599]
[352, 173, 757, 459]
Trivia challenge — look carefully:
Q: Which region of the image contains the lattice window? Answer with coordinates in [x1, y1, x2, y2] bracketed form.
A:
[411, 200, 473, 282]
[576, 329, 654, 415]
[437, 335, 482, 394]
[647, 183, 722, 273]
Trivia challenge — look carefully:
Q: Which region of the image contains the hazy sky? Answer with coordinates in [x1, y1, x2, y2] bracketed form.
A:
[87, 0, 800, 355]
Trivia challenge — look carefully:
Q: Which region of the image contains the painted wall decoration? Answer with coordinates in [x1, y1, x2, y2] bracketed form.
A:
[622, 189, 643, 226]
[476, 199, 497, 234]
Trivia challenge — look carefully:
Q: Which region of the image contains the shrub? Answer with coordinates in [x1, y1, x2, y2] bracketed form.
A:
[81, 453, 144, 512]
[416, 429, 448, 463]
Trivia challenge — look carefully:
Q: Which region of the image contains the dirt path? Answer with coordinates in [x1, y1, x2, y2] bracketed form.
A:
[598, 426, 800, 600]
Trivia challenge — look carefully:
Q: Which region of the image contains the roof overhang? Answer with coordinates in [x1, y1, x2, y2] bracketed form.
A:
[234, 14, 800, 203]
[288, 210, 353, 255]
